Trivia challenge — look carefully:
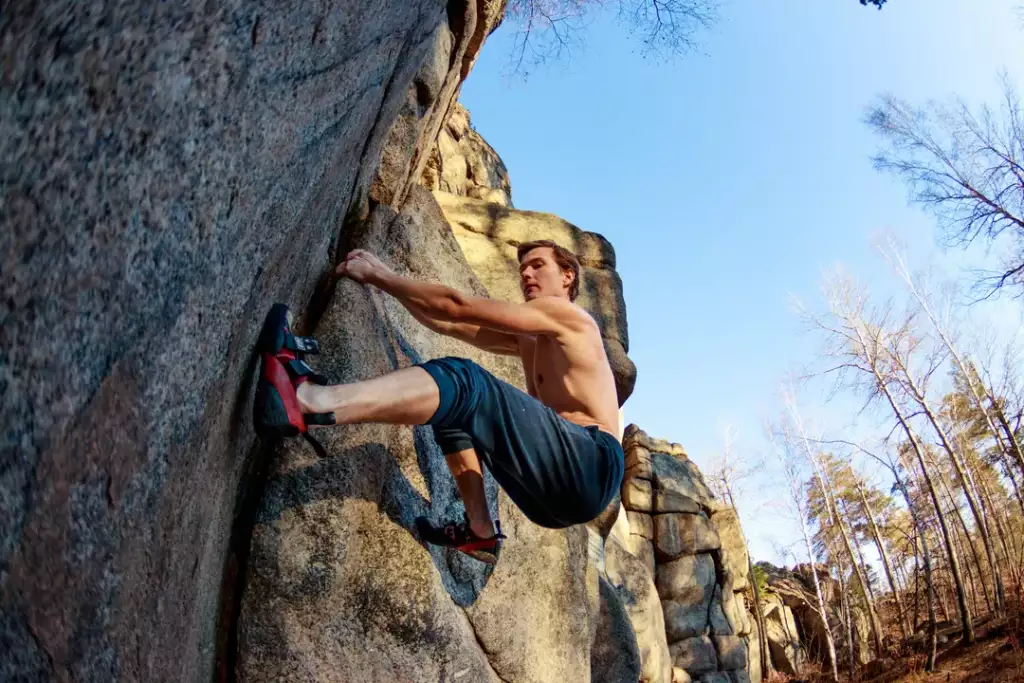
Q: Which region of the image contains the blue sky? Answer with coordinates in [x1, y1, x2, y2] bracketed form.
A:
[460, 1, 1024, 563]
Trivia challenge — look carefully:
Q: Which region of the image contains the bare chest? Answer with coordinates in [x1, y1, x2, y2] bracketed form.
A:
[518, 335, 566, 396]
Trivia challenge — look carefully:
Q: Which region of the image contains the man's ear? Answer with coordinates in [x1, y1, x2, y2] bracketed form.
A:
[562, 268, 574, 291]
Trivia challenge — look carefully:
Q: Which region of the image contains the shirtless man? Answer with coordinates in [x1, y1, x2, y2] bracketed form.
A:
[253, 240, 624, 563]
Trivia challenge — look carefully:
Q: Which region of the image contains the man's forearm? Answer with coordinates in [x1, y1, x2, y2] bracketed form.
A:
[370, 271, 467, 322]
[401, 296, 457, 335]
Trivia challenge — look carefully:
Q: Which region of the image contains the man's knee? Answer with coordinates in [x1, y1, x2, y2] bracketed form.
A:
[417, 356, 489, 427]
[434, 426, 475, 454]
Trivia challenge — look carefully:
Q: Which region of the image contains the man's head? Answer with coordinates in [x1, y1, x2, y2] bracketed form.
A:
[516, 240, 580, 302]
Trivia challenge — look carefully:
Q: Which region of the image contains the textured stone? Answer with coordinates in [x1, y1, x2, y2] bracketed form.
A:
[711, 587, 750, 638]
[624, 425, 689, 458]
[421, 102, 512, 207]
[669, 636, 718, 676]
[436, 191, 636, 405]
[605, 535, 672, 683]
[763, 596, 804, 676]
[673, 666, 693, 683]
[239, 187, 596, 682]
[627, 511, 654, 540]
[652, 453, 717, 511]
[662, 599, 711, 643]
[591, 577, 643, 683]
[729, 672, 752, 683]
[0, 1, 504, 681]
[699, 674, 732, 683]
[656, 553, 717, 603]
[712, 509, 749, 591]
[625, 445, 654, 480]
[654, 513, 721, 560]
[655, 488, 703, 514]
[627, 535, 657, 578]
[738, 608, 753, 638]
[609, 502, 632, 548]
[713, 635, 748, 671]
[623, 478, 654, 513]
[709, 587, 734, 636]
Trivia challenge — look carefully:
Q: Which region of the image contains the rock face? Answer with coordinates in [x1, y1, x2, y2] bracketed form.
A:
[619, 426, 760, 683]
[1, 1, 640, 680]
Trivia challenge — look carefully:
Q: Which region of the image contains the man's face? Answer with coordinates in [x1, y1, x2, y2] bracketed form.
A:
[519, 247, 570, 301]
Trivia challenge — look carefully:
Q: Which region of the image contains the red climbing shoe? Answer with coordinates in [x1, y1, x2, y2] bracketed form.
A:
[253, 303, 336, 439]
[415, 514, 506, 565]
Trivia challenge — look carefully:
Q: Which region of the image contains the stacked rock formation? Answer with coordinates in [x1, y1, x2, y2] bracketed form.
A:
[619, 426, 759, 683]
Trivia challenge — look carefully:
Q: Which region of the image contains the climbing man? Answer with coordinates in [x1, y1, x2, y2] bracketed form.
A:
[253, 240, 624, 564]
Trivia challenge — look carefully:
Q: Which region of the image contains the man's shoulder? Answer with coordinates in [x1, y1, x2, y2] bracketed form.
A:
[525, 296, 593, 323]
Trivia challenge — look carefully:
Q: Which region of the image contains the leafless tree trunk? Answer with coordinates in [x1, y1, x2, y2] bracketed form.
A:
[935, 466, 992, 614]
[872, 275, 1006, 615]
[854, 474, 911, 639]
[786, 390, 886, 658]
[768, 419, 840, 682]
[904, 474, 939, 671]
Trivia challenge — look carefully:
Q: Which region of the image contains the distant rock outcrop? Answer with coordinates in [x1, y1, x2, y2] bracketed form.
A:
[422, 102, 513, 207]
[756, 562, 873, 676]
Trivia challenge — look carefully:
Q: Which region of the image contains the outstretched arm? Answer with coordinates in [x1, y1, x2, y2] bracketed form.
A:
[402, 298, 520, 356]
[336, 250, 519, 355]
[338, 249, 588, 337]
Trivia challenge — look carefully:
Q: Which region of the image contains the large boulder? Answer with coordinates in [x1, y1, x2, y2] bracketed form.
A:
[762, 562, 840, 664]
[762, 595, 804, 676]
[670, 636, 718, 676]
[239, 185, 630, 682]
[656, 554, 717, 642]
[0, 1, 504, 680]
[435, 192, 636, 405]
[624, 478, 655, 513]
[652, 453, 716, 512]
[654, 513, 721, 560]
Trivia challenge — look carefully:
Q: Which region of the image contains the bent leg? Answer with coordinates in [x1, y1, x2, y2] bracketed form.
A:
[419, 357, 623, 528]
[432, 426, 495, 538]
[296, 366, 440, 425]
[445, 448, 496, 539]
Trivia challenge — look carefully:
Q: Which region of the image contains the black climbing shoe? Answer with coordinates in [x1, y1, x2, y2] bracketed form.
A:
[415, 514, 506, 565]
[253, 303, 335, 439]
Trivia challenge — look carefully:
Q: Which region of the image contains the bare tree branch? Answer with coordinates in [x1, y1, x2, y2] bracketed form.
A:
[866, 77, 1024, 297]
[504, 0, 716, 75]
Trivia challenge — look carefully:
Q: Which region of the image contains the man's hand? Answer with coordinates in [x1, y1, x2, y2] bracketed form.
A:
[335, 249, 392, 284]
